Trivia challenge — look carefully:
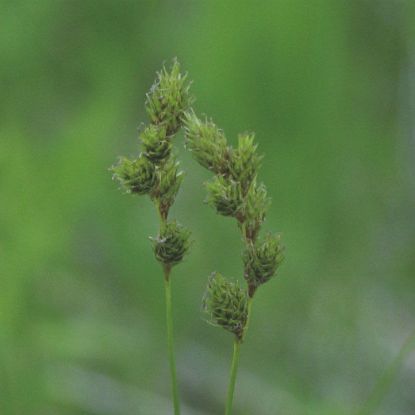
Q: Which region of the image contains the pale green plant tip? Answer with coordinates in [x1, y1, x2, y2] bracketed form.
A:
[145, 59, 193, 137]
[229, 132, 263, 191]
[183, 110, 230, 174]
[203, 272, 248, 340]
[184, 111, 262, 189]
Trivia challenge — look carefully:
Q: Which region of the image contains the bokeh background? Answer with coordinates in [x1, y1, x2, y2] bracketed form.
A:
[1, 1, 414, 414]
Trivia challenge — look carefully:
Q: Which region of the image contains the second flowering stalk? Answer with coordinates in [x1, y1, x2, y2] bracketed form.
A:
[184, 110, 285, 414]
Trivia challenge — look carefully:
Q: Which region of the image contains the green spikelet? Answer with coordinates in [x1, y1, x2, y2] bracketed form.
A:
[141, 124, 171, 164]
[203, 272, 248, 340]
[145, 59, 193, 136]
[111, 155, 156, 195]
[183, 110, 229, 174]
[243, 233, 284, 290]
[229, 133, 262, 191]
[205, 176, 243, 218]
[151, 157, 184, 218]
[152, 221, 191, 266]
[243, 181, 270, 240]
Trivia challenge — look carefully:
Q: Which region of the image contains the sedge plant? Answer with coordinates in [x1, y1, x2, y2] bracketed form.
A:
[184, 110, 285, 414]
[111, 59, 192, 415]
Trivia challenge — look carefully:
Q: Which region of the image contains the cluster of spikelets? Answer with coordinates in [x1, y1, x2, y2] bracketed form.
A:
[111, 60, 192, 269]
[111, 59, 284, 341]
[184, 111, 284, 339]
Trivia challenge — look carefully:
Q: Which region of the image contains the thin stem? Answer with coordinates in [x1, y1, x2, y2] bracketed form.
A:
[156, 202, 181, 413]
[357, 328, 415, 415]
[242, 297, 254, 341]
[163, 267, 181, 415]
[225, 338, 241, 415]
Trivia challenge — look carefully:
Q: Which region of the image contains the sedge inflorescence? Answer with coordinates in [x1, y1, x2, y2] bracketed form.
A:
[111, 59, 192, 270]
[203, 272, 248, 341]
[184, 110, 285, 339]
[110, 59, 285, 414]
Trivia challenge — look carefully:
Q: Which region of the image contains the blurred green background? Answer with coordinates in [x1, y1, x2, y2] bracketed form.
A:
[1, 1, 414, 414]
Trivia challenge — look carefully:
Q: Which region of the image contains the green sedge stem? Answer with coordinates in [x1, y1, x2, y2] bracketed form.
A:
[164, 267, 181, 415]
[223, 221, 254, 415]
[357, 328, 415, 415]
[225, 338, 241, 415]
[242, 297, 254, 341]
[158, 203, 181, 414]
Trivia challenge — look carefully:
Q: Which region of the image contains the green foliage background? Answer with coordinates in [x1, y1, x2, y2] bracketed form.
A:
[1, 1, 414, 414]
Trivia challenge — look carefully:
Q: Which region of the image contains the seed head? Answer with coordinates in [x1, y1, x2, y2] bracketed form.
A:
[140, 124, 171, 164]
[152, 221, 191, 266]
[145, 59, 193, 136]
[229, 133, 262, 191]
[203, 272, 248, 340]
[151, 157, 184, 217]
[243, 181, 270, 240]
[243, 233, 284, 291]
[111, 155, 156, 195]
[205, 176, 243, 218]
[183, 110, 229, 175]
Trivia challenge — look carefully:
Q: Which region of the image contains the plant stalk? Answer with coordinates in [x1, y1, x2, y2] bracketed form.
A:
[164, 267, 181, 415]
[225, 338, 241, 415]
[243, 297, 254, 341]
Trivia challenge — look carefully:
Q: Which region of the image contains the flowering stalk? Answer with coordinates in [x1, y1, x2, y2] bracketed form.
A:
[225, 338, 241, 415]
[184, 110, 284, 413]
[111, 59, 192, 415]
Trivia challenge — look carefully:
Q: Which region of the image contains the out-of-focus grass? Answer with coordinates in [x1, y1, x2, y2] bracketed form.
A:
[1, 1, 414, 414]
